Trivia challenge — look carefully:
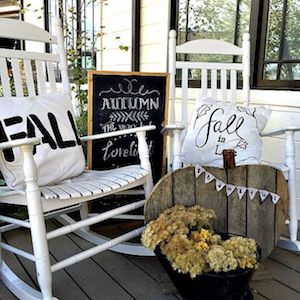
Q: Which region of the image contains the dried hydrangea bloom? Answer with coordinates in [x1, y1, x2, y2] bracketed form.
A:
[161, 235, 206, 278]
[222, 236, 258, 269]
[142, 204, 259, 278]
[141, 205, 216, 250]
[206, 245, 238, 272]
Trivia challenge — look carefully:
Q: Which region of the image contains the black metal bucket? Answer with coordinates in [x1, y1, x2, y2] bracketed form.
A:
[155, 234, 260, 300]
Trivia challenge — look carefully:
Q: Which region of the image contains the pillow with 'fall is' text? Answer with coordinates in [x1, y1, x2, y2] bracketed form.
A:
[181, 98, 271, 167]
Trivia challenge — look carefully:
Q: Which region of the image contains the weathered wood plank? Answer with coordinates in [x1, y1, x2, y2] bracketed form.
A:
[3, 225, 91, 300]
[227, 166, 247, 235]
[47, 221, 132, 300]
[252, 292, 268, 300]
[275, 170, 289, 242]
[146, 165, 286, 259]
[0, 280, 18, 300]
[172, 167, 195, 206]
[270, 247, 300, 272]
[127, 255, 169, 280]
[195, 167, 227, 232]
[70, 232, 178, 300]
[145, 172, 173, 222]
[263, 259, 300, 293]
[251, 278, 300, 300]
[2, 235, 36, 290]
[247, 165, 276, 259]
[126, 255, 179, 296]
[209, 167, 228, 232]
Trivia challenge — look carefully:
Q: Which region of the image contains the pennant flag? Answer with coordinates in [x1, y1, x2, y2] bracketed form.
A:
[259, 190, 269, 202]
[226, 184, 236, 196]
[195, 165, 205, 178]
[204, 171, 215, 184]
[237, 186, 247, 199]
[216, 179, 226, 192]
[270, 193, 280, 204]
[193, 165, 278, 206]
[248, 188, 258, 200]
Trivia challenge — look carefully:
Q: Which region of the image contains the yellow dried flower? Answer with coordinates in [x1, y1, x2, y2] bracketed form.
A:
[222, 236, 258, 269]
[142, 205, 259, 278]
[206, 245, 238, 272]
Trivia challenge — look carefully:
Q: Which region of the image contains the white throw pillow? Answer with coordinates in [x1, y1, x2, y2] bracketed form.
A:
[0, 93, 86, 189]
[182, 98, 271, 167]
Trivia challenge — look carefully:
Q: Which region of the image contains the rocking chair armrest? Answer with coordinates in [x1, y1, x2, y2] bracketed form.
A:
[0, 138, 41, 150]
[261, 126, 300, 137]
[161, 124, 185, 134]
[80, 125, 156, 142]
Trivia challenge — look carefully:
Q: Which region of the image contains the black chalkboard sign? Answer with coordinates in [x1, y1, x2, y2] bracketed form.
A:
[88, 71, 169, 183]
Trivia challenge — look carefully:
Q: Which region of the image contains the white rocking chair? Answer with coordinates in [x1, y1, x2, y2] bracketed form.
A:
[0, 18, 154, 300]
[166, 30, 300, 252]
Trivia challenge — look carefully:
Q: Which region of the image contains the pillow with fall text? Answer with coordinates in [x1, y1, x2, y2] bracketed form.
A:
[181, 97, 271, 167]
[0, 93, 85, 189]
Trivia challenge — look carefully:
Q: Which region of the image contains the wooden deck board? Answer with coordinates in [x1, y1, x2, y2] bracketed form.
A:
[2, 235, 36, 289]
[263, 259, 300, 292]
[47, 222, 133, 300]
[270, 247, 300, 272]
[251, 279, 300, 300]
[1, 221, 300, 300]
[69, 232, 179, 300]
[4, 226, 91, 300]
[0, 281, 17, 300]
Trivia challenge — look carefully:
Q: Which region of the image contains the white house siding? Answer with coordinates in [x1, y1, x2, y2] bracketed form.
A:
[97, 0, 132, 71]
[139, 0, 170, 72]
[174, 87, 300, 218]
[22, 0, 45, 53]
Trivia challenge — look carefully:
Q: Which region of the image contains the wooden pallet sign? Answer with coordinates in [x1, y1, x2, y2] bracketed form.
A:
[88, 71, 169, 182]
[145, 165, 289, 259]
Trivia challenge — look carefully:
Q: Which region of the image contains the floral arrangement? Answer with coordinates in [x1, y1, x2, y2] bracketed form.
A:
[142, 205, 258, 278]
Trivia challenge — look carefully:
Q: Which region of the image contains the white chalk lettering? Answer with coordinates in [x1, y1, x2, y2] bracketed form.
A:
[102, 139, 154, 161]
[100, 97, 159, 111]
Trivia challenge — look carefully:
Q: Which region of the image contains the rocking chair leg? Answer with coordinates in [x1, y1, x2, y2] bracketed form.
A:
[79, 203, 90, 231]
[22, 145, 54, 299]
[29, 208, 53, 300]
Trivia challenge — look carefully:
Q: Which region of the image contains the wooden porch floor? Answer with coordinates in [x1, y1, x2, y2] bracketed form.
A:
[1, 220, 300, 300]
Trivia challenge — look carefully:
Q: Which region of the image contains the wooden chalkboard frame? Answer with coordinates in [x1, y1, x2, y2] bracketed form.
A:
[87, 70, 169, 181]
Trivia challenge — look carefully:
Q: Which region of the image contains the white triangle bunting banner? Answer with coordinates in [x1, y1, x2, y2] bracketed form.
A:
[192, 165, 278, 206]
[204, 171, 215, 184]
[195, 165, 205, 178]
[270, 193, 280, 204]
[259, 190, 269, 202]
[237, 186, 247, 199]
[226, 184, 236, 196]
[248, 188, 258, 200]
[215, 179, 226, 192]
